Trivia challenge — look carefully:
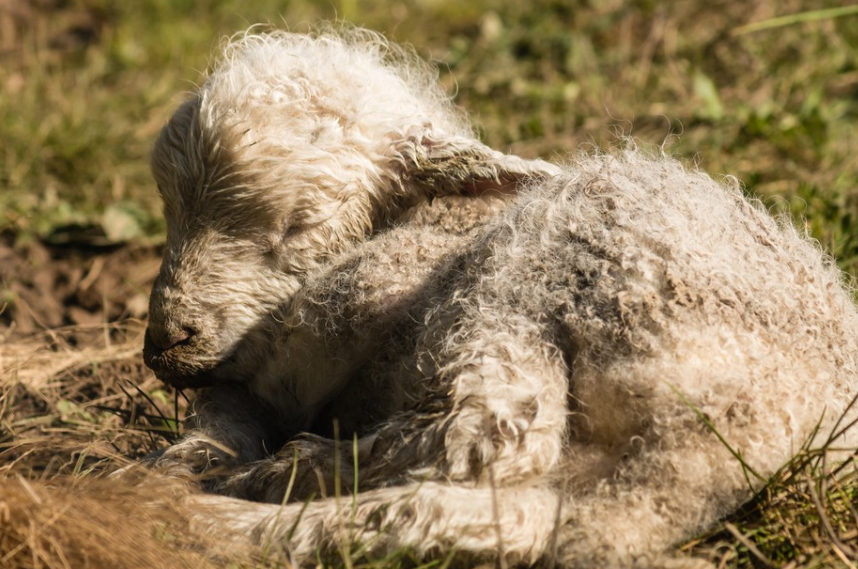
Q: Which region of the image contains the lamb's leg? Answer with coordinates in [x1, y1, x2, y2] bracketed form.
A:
[146, 384, 286, 479]
[438, 323, 570, 483]
[213, 433, 375, 502]
[216, 328, 570, 499]
[208, 395, 731, 568]
[189, 481, 560, 567]
[214, 408, 447, 502]
[199, 443, 723, 569]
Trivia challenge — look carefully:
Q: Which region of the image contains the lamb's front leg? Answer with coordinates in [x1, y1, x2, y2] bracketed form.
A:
[214, 407, 451, 502]
[437, 321, 570, 483]
[151, 383, 286, 479]
[216, 348, 568, 503]
[214, 432, 378, 502]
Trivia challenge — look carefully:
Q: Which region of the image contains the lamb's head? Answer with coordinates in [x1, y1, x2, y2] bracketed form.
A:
[143, 29, 558, 389]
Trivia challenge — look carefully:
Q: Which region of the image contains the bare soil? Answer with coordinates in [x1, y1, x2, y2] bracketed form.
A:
[0, 237, 183, 478]
[0, 233, 161, 340]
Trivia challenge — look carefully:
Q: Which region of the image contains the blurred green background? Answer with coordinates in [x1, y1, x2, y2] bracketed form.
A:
[2, 0, 858, 271]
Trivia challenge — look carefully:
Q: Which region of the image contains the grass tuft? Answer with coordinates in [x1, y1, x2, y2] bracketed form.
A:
[683, 444, 858, 568]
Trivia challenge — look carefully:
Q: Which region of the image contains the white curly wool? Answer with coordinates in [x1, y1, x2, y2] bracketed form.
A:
[139, 29, 858, 569]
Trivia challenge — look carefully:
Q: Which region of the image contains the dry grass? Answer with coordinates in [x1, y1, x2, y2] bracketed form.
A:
[1, 322, 180, 477]
[0, 475, 226, 569]
[6, 324, 858, 567]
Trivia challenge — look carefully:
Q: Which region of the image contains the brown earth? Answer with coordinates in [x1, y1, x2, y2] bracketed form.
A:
[0, 232, 161, 340]
[0, 236, 182, 478]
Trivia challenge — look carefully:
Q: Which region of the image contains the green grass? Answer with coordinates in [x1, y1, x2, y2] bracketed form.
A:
[3, 0, 858, 268]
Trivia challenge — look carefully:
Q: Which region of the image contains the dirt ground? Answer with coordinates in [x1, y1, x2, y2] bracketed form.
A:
[0, 236, 183, 478]
[0, 232, 160, 339]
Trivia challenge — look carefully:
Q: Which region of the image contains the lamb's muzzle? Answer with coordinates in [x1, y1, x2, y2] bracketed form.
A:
[143, 340, 193, 387]
[142, 328, 213, 389]
[143, 273, 225, 388]
[147, 327, 192, 352]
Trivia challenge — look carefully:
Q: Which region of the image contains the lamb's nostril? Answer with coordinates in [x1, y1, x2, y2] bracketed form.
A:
[148, 327, 195, 352]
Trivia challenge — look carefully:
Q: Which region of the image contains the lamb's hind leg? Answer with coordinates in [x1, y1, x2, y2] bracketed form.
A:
[555, 417, 752, 569]
[200, 435, 723, 568]
[189, 481, 560, 567]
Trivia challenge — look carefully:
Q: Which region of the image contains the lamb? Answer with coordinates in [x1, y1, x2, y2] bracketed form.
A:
[139, 28, 858, 568]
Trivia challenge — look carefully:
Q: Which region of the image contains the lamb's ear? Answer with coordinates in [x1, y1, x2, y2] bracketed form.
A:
[392, 130, 559, 199]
